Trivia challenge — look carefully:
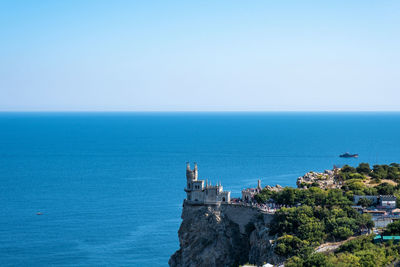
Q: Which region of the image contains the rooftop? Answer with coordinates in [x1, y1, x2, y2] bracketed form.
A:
[380, 195, 397, 201]
[375, 235, 400, 240]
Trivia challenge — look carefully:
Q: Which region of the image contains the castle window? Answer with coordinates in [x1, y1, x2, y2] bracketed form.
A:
[188, 183, 190, 189]
[222, 197, 226, 202]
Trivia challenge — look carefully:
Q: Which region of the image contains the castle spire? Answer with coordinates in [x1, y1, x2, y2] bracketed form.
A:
[186, 162, 195, 181]
[194, 162, 198, 180]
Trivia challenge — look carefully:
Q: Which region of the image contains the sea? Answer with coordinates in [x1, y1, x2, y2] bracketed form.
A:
[1, 112, 400, 266]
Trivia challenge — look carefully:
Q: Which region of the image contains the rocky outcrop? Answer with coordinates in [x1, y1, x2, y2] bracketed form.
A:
[169, 203, 283, 267]
[296, 169, 340, 189]
[248, 220, 285, 265]
[264, 184, 284, 192]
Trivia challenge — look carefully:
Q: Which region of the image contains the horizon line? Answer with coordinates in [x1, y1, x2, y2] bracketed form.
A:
[1, 110, 400, 113]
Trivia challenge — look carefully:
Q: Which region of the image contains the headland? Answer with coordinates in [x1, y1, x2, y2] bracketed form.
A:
[170, 162, 400, 267]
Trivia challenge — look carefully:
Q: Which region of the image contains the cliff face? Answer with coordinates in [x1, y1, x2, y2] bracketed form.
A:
[169, 203, 283, 267]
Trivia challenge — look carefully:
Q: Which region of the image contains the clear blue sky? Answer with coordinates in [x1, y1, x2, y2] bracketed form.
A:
[0, 0, 399, 111]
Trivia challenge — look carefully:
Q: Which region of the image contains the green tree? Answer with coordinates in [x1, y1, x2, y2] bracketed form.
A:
[358, 214, 374, 230]
[303, 253, 330, 267]
[339, 165, 357, 180]
[327, 253, 360, 267]
[285, 256, 304, 267]
[375, 182, 395, 195]
[326, 189, 351, 207]
[275, 187, 297, 206]
[302, 187, 326, 206]
[363, 187, 378, 196]
[384, 220, 400, 235]
[356, 163, 371, 174]
[343, 179, 367, 195]
[342, 165, 357, 173]
[336, 235, 375, 253]
[274, 235, 309, 257]
[371, 165, 388, 180]
[297, 221, 325, 243]
[324, 234, 400, 267]
[254, 188, 274, 203]
[332, 226, 353, 240]
[357, 198, 373, 208]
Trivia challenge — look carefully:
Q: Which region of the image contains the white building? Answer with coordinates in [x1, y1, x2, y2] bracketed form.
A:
[242, 180, 262, 202]
[185, 162, 230, 205]
[353, 195, 397, 209]
[380, 195, 397, 208]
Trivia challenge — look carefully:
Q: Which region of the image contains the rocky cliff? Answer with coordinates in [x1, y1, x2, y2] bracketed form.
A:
[169, 203, 284, 267]
[297, 169, 339, 189]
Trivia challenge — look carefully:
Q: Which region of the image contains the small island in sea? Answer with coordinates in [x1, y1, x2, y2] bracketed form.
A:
[170, 162, 400, 267]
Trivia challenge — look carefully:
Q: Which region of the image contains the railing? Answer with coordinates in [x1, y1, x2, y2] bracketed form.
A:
[229, 201, 283, 214]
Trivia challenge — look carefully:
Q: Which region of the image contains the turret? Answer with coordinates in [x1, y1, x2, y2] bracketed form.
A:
[186, 162, 190, 171]
[257, 179, 262, 190]
[186, 162, 195, 181]
[194, 162, 198, 180]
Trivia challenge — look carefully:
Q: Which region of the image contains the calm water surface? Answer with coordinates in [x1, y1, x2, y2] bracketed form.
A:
[1, 112, 400, 266]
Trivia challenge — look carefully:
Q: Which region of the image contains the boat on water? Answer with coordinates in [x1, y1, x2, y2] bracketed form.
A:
[340, 152, 359, 158]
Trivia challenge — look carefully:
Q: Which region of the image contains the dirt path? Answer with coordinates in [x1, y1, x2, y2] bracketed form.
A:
[315, 236, 358, 253]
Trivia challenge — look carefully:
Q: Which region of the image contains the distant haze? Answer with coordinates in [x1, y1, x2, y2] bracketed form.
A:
[0, 1, 399, 111]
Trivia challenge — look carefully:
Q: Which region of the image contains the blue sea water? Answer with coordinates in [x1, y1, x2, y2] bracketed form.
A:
[1, 112, 400, 266]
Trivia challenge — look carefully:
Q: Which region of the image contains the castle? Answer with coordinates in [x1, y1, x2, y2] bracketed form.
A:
[242, 180, 262, 202]
[184, 162, 231, 205]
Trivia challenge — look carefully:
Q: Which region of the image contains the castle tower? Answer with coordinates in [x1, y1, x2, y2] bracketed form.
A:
[186, 162, 196, 181]
[185, 162, 205, 203]
[194, 162, 198, 180]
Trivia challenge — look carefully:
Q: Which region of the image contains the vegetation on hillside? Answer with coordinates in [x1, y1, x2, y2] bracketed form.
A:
[254, 162, 400, 266]
[255, 163, 400, 206]
[338, 163, 400, 208]
[258, 187, 373, 259]
[285, 235, 400, 267]
[384, 220, 400, 236]
[338, 162, 400, 184]
[256, 163, 400, 206]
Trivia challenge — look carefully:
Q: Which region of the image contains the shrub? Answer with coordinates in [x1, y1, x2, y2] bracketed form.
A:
[303, 253, 329, 267]
[342, 165, 357, 173]
[274, 235, 309, 257]
[357, 198, 373, 208]
[332, 226, 353, 240]
[384, 220, 400, 235]
[356, 163, 371, 174]
[375, 183, 395, 195]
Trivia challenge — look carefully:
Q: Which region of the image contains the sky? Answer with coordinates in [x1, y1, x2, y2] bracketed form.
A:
[0, 0, 399, 111]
